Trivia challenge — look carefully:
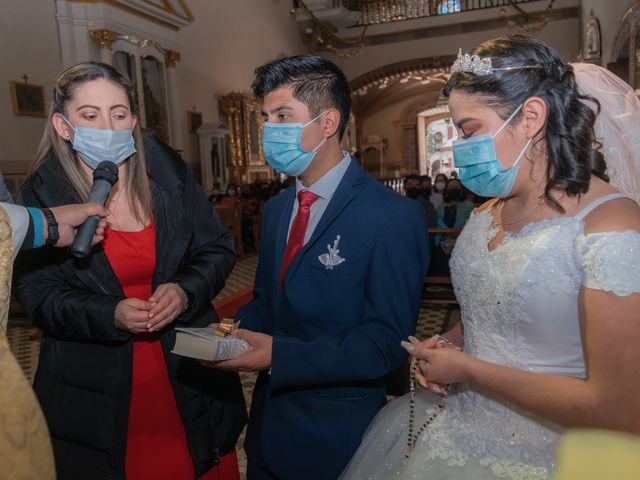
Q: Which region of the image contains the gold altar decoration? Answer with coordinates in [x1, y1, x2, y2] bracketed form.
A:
[164, 50, 181, 68]
[90, 28, 119, 49]
[219, 92, 268, 184]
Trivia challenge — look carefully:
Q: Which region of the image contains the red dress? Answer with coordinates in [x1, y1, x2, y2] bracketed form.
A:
[103, 223, 240, 480]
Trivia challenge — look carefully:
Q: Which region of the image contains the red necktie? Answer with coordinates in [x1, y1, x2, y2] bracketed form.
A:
[279, 190, 319, 287]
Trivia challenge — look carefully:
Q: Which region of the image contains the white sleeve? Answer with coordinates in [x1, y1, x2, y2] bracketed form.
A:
[0, 203, 29, 259]
[578, 230, 640, 296]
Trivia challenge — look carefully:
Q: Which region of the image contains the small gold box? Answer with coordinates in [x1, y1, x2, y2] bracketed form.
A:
[214, 318, 235, 337]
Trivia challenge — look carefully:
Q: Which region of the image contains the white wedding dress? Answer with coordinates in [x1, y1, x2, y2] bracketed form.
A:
[340, 193, 640, 480]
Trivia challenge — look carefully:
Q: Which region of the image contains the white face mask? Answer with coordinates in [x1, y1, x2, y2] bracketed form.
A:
[62, 116, 136, 169]
[434, 182, 446, 192]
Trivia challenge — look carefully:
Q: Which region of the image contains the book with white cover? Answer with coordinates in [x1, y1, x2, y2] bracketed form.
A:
[172, 328, 249, 361]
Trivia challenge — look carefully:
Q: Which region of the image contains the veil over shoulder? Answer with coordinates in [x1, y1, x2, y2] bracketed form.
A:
[572, 62, 640, 203]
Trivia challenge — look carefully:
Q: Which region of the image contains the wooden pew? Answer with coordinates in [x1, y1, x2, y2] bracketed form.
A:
[213, 205, 244, 257]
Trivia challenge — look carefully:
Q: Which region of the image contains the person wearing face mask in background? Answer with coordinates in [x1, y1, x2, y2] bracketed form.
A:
[14, 62, 246, 480]
[206, 55, 429, 480]
[431, 172, 448, 209]
[223, 182, 241, 206]
[429, 178, 474, 276]
[436, 178, 474, 235]
[405, 174, 436, 229]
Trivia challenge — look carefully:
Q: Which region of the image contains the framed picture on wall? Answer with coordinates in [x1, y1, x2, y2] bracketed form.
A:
[188, 111, 202, 133]
[9, 81, 46, 117]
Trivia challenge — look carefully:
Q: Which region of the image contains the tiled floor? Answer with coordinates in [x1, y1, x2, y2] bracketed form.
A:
[6, 253, 458, 479]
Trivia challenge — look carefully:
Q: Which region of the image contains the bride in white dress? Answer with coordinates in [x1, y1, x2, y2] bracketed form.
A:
[340, 35, 640, 480]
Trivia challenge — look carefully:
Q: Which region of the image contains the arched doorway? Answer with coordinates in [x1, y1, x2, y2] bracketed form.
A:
[349, 55, 456, 176]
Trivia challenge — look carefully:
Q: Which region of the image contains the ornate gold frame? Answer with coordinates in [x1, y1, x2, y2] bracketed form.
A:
[9, 81, 46, 118]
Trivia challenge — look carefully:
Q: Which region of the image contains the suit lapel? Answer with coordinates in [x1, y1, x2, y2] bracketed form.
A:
[273, 188, 296, 286]
[301, 160, 366, 255]
[276, 161, 367, 294]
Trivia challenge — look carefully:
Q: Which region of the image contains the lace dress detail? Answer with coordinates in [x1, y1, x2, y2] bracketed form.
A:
[340, 195, 638, 480]
[578, 231, 640, 296]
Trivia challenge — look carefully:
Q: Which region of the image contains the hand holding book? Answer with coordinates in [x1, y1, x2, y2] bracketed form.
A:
[171, 319, 249, 361]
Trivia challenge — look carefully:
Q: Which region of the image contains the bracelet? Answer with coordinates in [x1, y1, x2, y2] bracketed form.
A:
[41, 208, 59, 246]
[27, 207, 44, 248]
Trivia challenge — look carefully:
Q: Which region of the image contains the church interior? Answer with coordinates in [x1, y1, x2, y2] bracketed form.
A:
[1, 1, 640, 479]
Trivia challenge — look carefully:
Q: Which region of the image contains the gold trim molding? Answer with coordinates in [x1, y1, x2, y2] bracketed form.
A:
[90, 28, 119, 49]
[164, 49, 181, 68]
[68, 0, 193, 32]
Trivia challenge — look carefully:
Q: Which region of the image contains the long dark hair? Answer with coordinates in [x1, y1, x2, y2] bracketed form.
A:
[444, 35, 608, 212]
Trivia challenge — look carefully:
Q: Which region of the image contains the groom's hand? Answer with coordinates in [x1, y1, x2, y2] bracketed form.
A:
[204, 329, 272, 372]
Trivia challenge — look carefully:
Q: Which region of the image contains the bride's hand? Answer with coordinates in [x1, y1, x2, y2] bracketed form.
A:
[402, 336, 451, 394]
[414, 346, 472, 385]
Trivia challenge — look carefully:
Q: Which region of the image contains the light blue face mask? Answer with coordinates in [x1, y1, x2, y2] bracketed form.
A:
[62, 116, 136, 170]
[262, 111, 327, 176]
[452, 104, 532, 198]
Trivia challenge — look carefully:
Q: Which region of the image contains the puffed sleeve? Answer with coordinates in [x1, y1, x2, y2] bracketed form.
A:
[578, 230, 640, 296]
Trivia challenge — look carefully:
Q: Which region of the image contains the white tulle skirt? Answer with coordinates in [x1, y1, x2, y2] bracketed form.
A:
[340, 385, 562, 480]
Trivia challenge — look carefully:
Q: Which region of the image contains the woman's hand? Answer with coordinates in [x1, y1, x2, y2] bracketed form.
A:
[114, 298, 152, 333]
[414, 345, 473, 385]
[402, 335, 468, 391]
[146, 283, 188, 332]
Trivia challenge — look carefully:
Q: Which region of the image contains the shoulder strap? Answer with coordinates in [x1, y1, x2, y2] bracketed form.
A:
[574, 193, 628, 220]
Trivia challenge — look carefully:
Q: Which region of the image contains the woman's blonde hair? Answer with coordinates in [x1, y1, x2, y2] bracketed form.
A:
[29, 62, 151, 222]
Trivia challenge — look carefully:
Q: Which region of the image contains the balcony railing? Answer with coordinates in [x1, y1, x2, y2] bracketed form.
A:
[334, 0, 542, 26]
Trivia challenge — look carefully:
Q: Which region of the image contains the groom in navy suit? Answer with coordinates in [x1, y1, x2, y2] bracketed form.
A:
[215, 55, 429, 479]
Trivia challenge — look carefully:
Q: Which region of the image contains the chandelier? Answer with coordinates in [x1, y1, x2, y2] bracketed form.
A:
[293, 0, 555, 57]
[501, 0, 555, 34]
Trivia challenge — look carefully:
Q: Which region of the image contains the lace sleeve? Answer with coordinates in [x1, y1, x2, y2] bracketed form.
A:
[578, 231, 640, 296]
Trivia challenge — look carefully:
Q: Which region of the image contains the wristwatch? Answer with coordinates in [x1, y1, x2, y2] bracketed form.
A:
[41, 208, 59, 246]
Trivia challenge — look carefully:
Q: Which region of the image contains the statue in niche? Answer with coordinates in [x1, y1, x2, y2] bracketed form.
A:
[211, 143, 220, 179]
[584, 10, 602, 63]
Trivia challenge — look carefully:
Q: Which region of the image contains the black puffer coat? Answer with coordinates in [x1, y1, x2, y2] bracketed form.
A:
[15, 133, 247, 479]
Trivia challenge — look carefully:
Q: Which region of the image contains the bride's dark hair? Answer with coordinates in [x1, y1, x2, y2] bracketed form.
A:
[444, 35, 608, 212]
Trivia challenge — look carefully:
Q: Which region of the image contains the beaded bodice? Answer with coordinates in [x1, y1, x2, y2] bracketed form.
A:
[339, 194, 640, 480]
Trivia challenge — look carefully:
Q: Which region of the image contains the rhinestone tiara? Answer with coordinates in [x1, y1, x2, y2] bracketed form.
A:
[450, 48, 544, 76]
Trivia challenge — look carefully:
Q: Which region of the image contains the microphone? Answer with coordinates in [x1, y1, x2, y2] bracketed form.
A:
[70, 161, 119, 258]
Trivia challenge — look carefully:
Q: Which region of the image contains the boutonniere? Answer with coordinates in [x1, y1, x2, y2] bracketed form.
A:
[318, 235, 346, 270]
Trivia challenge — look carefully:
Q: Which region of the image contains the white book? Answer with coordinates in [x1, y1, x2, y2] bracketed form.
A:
[172, 327, 249, 361]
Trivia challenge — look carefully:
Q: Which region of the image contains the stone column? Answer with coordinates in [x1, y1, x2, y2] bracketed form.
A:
[417, 115, 427, 176]
[164, 50, 183, 151]
[89, 29, 118, 65]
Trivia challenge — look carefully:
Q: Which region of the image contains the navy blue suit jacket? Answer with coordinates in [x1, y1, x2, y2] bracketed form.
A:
[237, 160, 429, 479]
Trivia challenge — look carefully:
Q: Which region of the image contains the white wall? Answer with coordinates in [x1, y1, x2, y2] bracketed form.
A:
[0, 0, 62, 170]
[176, 0, 307, 167]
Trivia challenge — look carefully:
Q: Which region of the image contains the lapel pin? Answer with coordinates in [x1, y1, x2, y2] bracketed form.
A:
[318, 235, 346, 270]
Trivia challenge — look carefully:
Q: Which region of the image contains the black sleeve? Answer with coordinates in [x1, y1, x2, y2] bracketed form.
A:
[14, 186, 129, 342]
[171, 164, 236, 321]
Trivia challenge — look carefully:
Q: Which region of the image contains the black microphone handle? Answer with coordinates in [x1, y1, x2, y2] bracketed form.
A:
[70, 178, 114, 258]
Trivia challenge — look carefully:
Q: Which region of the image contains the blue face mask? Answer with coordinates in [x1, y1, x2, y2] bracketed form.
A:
[63, 116, 136, 170]
[452, 104, 532, 198]
[262, 111, 327, 176]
